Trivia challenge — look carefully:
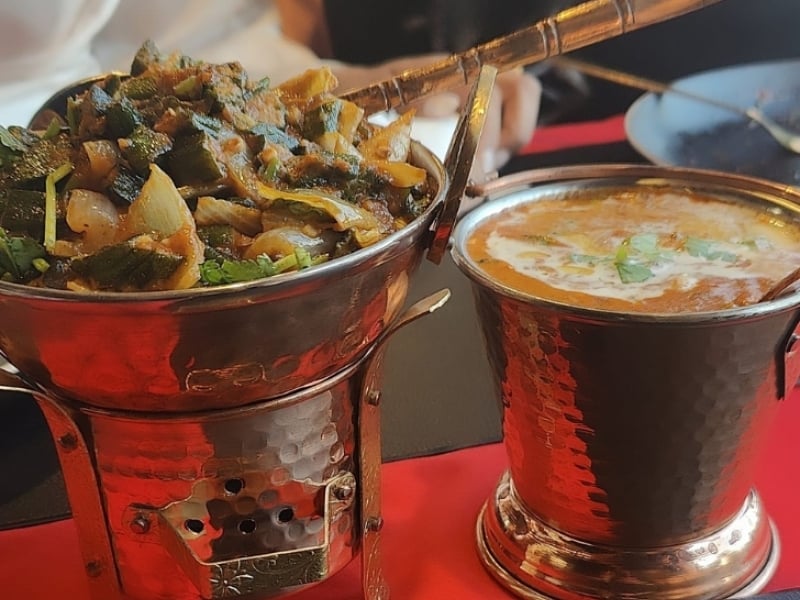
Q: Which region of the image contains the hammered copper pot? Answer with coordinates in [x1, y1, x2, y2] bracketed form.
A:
[0, 143, 448, 600]
[451, 165, 800, 600]
[0, 143, 444, 414]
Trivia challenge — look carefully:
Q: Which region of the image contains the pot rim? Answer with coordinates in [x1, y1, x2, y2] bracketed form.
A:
[451, 163, 800, 324]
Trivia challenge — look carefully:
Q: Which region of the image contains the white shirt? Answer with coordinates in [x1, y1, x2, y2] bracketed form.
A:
[0, 0, 323, 127]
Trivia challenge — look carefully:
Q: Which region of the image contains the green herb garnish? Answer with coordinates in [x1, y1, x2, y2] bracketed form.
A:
[570, 253, 604, 266]
[629, 232, 659, 255]
[684, 237, 737, 262]
[295, 247, 312, 269]
[200, 255, 280, 285]
[613, 235, 657, 283]
[42, 118, 62, 141]
[44, 162, 73, 252]
[32, 257, 50, 273]
[0, 227, 47, 282]
[615, 261, 654, 283]
[198, 247, 325, 286]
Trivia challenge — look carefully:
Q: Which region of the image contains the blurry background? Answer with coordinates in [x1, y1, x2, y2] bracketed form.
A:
[546, 0, 800, 122]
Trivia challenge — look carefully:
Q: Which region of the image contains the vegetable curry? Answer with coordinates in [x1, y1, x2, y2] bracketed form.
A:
[466, 187, 800, 313]
[0, 41, 434, 291]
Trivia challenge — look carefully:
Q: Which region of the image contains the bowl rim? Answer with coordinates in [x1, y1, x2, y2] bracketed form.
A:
[0, 141, 447, 304]
[451, 163, 800, 324]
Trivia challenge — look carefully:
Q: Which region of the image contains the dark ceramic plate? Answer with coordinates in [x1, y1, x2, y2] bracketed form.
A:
[625, 59, 800, 186]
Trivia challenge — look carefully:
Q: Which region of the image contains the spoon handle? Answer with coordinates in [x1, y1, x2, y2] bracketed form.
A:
[553, 55, 750, 118]
[341, 0, 723, 114]
[760, 264, 800, 303]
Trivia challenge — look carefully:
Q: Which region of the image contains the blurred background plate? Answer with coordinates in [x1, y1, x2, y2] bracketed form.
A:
[625, 59, 800, 186]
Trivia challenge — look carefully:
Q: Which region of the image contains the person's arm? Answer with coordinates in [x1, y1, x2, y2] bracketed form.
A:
[275, 0, 332, 58]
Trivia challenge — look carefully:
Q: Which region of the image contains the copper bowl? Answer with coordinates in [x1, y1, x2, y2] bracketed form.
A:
[0, 143, 446, 412]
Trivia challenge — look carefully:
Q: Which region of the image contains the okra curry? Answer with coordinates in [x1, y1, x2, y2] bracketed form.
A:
[466, 187, 800, 313]
[0, 42, 434, 291]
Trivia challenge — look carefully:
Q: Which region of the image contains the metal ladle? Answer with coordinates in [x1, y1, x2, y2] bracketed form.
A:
[338, 0, 725, 262]
[340, 0, 724, 115]
[760, 265, 800, 303]
[26, 0, 725, 264]
[29, 0, 723, 126]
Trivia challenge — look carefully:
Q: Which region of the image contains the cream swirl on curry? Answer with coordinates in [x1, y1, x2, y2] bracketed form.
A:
[466, 188, 800, 313]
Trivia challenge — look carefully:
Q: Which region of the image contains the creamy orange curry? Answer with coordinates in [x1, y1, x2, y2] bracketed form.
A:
[466, 187, 800, 313]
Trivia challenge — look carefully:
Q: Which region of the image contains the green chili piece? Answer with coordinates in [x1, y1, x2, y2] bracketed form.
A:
[44, 162, 74, 252]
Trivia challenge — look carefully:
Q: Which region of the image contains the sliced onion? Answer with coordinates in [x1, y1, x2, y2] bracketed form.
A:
[65, 189, 122, 253]
[244, 227, 332, 260]
[82, 140, 119, 180]
[127, 165, 204, 289]
[194, 196, 262, 237]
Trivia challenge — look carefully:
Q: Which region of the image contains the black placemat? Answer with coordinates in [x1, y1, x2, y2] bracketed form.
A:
[501, 140, 644, 175]
[0, 393, 70, 531]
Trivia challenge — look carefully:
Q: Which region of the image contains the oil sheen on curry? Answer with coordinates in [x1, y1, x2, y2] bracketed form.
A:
[466, 187, 800, 313]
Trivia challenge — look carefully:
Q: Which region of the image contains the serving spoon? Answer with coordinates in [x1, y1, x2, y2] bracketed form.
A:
[554, 55, 800, 154]
[26, 0, 723, 263]
[29, 0, 722, 126]
[760, 265, 800, 303]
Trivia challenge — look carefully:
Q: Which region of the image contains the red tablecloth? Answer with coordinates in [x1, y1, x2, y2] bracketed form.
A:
[1, 396, 799, 600]
[519, 114, 628, 155]
[2, 116, 799, 598]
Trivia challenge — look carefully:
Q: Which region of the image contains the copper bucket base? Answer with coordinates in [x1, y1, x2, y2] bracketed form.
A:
[476, 471, 780, 600]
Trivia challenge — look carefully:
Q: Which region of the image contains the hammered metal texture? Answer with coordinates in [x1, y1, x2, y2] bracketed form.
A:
[83, 374, 358, 600]
[452, 166, 800, 553]
[473, 285, 797, 547]
[478, 472, 776, 600]
[451, 165, 800, 599]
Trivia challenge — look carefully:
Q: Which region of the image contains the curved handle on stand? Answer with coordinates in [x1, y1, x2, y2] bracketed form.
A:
[782, 318, 800, 399]
[0, 367, 36, 395]
[356, 288, 451, 599]
[374, 288, 452, 349]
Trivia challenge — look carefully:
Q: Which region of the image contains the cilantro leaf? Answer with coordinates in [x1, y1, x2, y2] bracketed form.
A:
[199, 256, 278, 285]
[616, 261, 654, 284]
[198, 249, 319, 286]
[0, 228, 46, 281]
[570, 253, 603, 265]
[684, 237, 738, 262]
[612, 234, 666, 283]
[629, 233, 659, 255]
